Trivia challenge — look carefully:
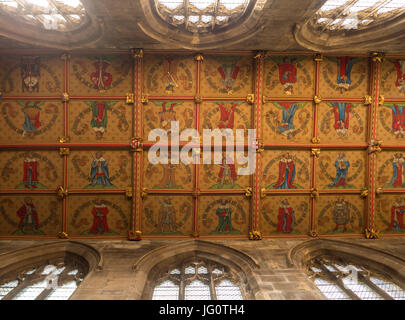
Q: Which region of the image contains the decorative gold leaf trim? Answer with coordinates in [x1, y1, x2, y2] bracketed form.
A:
[57, 231, 69, 239]
[62, 92, 69, 102]
[57, 186, 68, 199]
[249, 230, 262, 240]
[311, 137, 320, 144]
[365, 228, 379, 239]
[363, 95, 372, 106]
[313, 53, 323, 62]
[253, 51, 265, 59]
[126, 187, 133, 199]
[130, 137, 143, 152]
[194, 53, 204, 61]
[132, 48, 144, 59]
[378, 94, 385, 106]
[310, 188, 319, 198]
[368, 139, 382, 154]
[141, 188, 148, 198]
[58, 136, 70, 143]
[311, 148, 321, 158]
[128, 230, 142, 241]
[371, 52, 384, 63]
[246, 94, 255, 105]
[126, 93, 134, 104]
[194, 95, 203, 103]
[360, 188, 369, 198]
[141, 94, 149, 104]
[59, 148, 70, 156]
[313, 95, 322, 104]
[260, 187, 267, 199]
[309, 230, 318, 237]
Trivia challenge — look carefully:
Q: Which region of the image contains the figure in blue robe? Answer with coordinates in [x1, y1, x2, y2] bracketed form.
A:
[336, 57, 358, 92]
[330, 153, 350, 188]
[90, 152, 112, 186]
[277, 103, 298, 136]
[273, 154, 297, 189]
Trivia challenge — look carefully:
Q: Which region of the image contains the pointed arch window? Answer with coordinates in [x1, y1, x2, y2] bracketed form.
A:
[0, 0, 87, 31]
[152, 260, 244, 300]
[307, 255, 405, 300]
[0, 254, 88, 300]
[314, 0, 405, 31]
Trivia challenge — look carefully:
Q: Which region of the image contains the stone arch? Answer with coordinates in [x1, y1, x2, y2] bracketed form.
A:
[0, 240, 102, 284]
[288, 238, 405, 289]
[133, 239, 260, 299]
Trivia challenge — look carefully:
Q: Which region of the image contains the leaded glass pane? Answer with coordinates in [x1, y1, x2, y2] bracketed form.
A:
[12, 279, 48, 300]
[0, 0, 86, 31]
[156, 0, 249, 32]
[314, 278, 351, 300]
[197, 266, 208, 274]
[185, 280, 211, 300]
[370, 277, 405, 300]
[0, 280, 18, 299]
[215, 279, 243, 300]
[45, 281, 78, 300]
[152, 280, 180, 300]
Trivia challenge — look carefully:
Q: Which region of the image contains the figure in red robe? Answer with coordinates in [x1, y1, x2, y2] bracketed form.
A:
[16, 197, 39, 232]
[332, 102, 352, 137]
[387, 104, 405, 138]
[218, 153, 237, 186]
[90, 57, 112, 90]
[23, 152, 39, 188]
[336, 57, 357, 93]
[217, 62, 240, 93]
[279, 57, 297, 95]
[393, 60, 405, 94]
[273, 153, 296, 189]
[89, 200, 110, 234]
[276, 199, 295, 233]
[386, 197, 405, 231]
[218, 103, 237, 129]
[389, 153, 405, 187]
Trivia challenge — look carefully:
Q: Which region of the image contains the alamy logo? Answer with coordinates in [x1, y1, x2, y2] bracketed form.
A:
[148, 121, 257, 175]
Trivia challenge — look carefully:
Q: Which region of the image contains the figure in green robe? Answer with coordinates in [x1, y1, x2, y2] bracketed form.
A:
[215, 199, 233, 232]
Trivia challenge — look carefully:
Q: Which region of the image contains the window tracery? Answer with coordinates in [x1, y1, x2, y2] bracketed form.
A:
[152, 260, 244, 300]
[0, 0, 87, 31]
[314, 0, 405, 31]
[306, 255, 405, 300]
[0, 253, 88, 300]
[155, 0, 250, 33]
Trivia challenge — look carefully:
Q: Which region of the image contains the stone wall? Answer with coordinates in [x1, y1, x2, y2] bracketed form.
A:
[1, 238, 404, 300]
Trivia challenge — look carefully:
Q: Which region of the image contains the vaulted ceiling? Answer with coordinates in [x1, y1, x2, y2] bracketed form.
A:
[0, 0, 404, 53]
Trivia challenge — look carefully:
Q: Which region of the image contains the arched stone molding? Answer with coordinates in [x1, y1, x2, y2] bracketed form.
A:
[0, 11, 104, 50]
[0, 240, 103, 279]
[133, 239, 261, 299]
[294, 13, 405, 53]
[288, 238, 405, 288]
[137, 0, 269, 50]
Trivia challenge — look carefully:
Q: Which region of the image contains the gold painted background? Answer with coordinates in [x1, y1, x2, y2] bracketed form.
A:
[0, 52, 404, 238]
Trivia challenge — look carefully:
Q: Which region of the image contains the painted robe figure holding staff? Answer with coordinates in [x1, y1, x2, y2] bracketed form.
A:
[90, 151, 112, 187]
